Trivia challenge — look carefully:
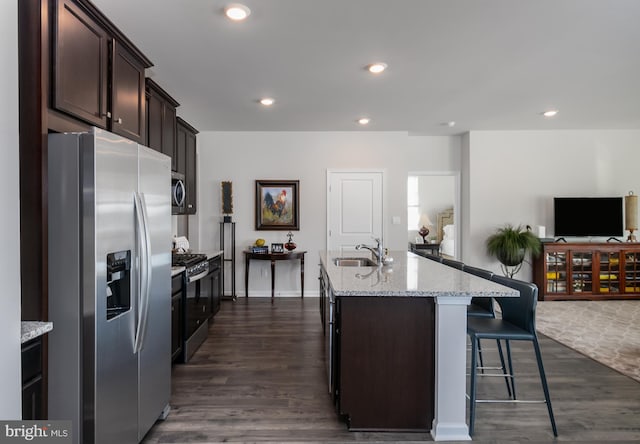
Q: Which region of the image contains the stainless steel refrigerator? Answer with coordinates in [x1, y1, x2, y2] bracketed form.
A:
[47, 128, 171, 444]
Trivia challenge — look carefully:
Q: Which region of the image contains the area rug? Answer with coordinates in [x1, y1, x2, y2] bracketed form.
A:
[536, 300, 640, 383]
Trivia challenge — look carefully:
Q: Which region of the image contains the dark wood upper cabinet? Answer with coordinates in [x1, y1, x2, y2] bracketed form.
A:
[145, 89, 163, 152]
[177, 117, 199, 214]
[164, 105, 177, 168]
[52, 0, 151, 142]
[111, 42, 145, 143]
[175, 122, 187, 176]
[53, 0, 109, 127]
[146, 79, 179, 168]
[185, 129, 197, 214]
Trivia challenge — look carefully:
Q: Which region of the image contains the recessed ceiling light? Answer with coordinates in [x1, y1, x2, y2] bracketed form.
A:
[542, 110, 558, 117]
[358, 118, 370, 125]
[367, 63, 387, 74]
[225, 4, 251, 21]
[259, 97, 274, 106]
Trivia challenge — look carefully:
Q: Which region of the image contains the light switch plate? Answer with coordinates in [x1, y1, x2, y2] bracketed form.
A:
[392, 216, 401, 225]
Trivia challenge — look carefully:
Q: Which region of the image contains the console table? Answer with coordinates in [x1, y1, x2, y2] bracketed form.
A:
[244, 251, 306, 302]
[409, 242, 441, 256]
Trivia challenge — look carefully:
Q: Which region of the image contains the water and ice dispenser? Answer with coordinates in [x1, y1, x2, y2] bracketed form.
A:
[106, 250, 131, 320]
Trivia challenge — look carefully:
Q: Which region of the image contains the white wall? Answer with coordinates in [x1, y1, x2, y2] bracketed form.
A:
[463, 130, 640, 279]
[0, 0, 23, 419]
[193, 129, 640, 290]
[192, 131, 460, 296]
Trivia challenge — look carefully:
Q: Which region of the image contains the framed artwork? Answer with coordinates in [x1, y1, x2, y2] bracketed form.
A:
[255, 180, 300, 230]
[271, 243, 284, 253]
[221, 181, 233, 222]
[221, 181, 233, 214]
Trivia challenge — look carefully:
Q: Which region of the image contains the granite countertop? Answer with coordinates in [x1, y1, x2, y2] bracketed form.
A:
[21, 321, 53, 343]
[320, 250, 518, 298]
[171, 266, 185, 277]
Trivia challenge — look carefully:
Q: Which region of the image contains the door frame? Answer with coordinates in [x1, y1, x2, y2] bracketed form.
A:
[408, 170, 461, 259]
[326, 169, 386, 252]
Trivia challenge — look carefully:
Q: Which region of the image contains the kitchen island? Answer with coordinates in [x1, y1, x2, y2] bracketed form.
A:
[319, 251, 517, 442]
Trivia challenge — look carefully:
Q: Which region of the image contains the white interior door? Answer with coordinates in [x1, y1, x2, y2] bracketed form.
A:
[327, 170, 384, 254]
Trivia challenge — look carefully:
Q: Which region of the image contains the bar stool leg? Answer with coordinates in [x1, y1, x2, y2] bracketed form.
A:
[533, 338, 558, 437]
[496, 339, 513, 399]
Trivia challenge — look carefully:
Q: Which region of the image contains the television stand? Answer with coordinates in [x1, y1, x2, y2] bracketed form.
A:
[533, 241, 640, 301]
[607, 237, 622, 243]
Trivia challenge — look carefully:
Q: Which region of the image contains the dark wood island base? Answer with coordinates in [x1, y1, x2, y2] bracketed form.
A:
[336, 297, 435, 431]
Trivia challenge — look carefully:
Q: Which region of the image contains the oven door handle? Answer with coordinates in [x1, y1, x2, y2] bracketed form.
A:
[188, 268, 210, 284]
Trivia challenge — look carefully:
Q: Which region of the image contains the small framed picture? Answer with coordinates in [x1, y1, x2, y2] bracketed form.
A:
[271, 243, 284, 253]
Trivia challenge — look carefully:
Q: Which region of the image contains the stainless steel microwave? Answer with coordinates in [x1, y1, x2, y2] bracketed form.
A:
[171, 172, 185, 214]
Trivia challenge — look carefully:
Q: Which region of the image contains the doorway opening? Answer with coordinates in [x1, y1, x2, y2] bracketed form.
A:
[408, 172, 460, 259]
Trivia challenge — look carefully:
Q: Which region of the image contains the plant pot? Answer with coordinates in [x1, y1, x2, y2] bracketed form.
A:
[497, 248, 525, 267]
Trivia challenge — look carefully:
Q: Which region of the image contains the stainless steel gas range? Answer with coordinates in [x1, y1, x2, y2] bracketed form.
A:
[172, 253, 215, 362]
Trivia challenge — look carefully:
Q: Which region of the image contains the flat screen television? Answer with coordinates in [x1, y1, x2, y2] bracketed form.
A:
[554, 197, 623, 237]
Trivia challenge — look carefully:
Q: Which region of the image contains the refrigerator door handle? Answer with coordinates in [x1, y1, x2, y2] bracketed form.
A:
[134, 192, 152, 353]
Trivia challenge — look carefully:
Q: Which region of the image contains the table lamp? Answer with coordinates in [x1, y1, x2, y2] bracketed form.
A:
[418, 213, 433, 243]
[625, 191, 637, 242]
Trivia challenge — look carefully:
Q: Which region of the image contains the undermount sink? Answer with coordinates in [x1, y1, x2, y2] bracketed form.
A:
[333, 257, 378, 267]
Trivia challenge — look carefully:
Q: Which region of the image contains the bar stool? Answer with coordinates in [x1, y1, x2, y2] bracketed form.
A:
[463, 265, 495, 318]
[463, 265, 510, 394]
[466, 275, 558, 437]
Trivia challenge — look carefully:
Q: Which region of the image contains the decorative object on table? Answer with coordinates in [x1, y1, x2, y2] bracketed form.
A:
[625, 191, 637, 242]
[486, 224, 542, 278]
[271, 243, 284, 253]
[418, 213, 433, 243]
[251, 238, 268, 254]
[251, 246, 268, 254]
[221, 181, 233, 222]
[255, 180, 300, 230]
[285, 231, 297, 251]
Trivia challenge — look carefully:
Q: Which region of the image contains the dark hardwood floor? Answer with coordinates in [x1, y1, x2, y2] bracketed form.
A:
[142, 297, 640, 443]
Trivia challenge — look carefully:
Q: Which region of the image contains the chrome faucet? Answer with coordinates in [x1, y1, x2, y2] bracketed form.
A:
[355, 237, 383, 264]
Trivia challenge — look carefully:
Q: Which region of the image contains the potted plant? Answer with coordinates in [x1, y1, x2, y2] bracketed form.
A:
[486, 224, 542, 277]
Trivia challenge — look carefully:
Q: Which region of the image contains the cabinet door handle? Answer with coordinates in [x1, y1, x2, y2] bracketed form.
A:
[100, 111, 112, 118]
[115, 117, 123, 124]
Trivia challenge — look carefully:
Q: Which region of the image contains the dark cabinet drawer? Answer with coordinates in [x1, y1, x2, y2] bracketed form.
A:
[22, 376, 43, 420]
[172, 273, 184, 295]
[21, 339, 42, 385]
[171, 294, 183, 362]
[22, 337, 44, 420]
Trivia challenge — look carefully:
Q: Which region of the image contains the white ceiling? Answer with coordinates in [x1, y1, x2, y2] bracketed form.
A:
[93, 0, 640, 135]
